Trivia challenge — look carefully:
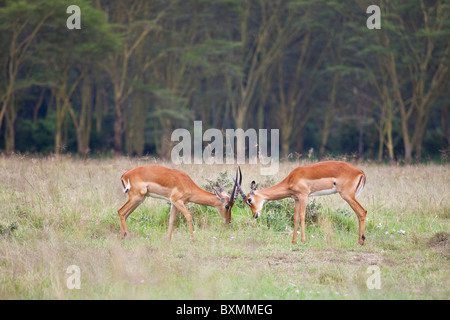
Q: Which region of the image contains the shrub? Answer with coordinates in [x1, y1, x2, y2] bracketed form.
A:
[261, 199, 323, 232]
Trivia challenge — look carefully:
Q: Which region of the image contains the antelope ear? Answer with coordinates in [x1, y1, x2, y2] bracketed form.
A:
[250, 181, 257, 195]
[213, 188, 225, 203]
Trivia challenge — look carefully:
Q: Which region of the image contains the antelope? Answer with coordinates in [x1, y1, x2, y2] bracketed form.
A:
[233, 161, 367, 245]
[118, 165, 241, 241]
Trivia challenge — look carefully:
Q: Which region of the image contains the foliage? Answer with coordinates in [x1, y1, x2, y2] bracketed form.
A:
[202, 170, 235, 193]
[261, 199, 323, 232]
[0, 0, 448, 162]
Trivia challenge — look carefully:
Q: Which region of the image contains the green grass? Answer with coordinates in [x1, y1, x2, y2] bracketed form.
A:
[0, 155, 449, 299]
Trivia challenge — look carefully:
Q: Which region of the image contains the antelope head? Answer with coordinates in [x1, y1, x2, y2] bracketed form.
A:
[212, 167, 241, 224]
[232, 167, 264, 219]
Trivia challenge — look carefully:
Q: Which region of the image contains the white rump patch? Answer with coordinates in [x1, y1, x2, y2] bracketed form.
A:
[355, 177, 365, 197]
[309, 186, 338, 197]
[123, 179, 131, 193]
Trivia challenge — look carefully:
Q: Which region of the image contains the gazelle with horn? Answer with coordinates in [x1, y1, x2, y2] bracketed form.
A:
[234, 161, 367, 245]
[118, 166, 241, 241]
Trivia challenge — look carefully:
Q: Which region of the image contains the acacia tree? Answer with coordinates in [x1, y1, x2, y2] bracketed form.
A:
[223, 0, 287, 130]
[0, 1, 54, 152]
[354, 0, 450, 163]
[385, 0, 449, 162]
[98, 0, 170, 156]
[180, 0, 242, 130]
[268, 0, 338, 156]
[33, 0, 119, 154]
[339, 0, 449, 162]
[141, 0, 243, 158]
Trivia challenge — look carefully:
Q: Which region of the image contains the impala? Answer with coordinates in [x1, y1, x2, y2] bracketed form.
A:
[234, 161, 367, 245]
[118, 165, 241, 240]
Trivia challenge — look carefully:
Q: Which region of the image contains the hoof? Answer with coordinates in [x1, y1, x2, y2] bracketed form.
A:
[358, 234, 366, 246]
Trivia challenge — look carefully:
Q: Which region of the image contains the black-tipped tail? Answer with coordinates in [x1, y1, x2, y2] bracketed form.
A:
[121, 176, 131, 193]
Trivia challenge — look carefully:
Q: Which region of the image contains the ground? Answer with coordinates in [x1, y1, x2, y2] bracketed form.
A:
[0, 155, 448, 299]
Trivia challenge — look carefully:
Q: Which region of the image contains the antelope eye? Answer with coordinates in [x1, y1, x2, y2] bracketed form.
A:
[247, 198, 252, 204]
[225, 205, 230, 210]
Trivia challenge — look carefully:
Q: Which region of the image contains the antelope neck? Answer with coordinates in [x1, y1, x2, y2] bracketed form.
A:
[189, 185, 223, 207]
[257, 181, 292, 201]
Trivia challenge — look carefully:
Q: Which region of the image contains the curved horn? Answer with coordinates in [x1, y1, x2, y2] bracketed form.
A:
[236, 166, 244, 200]
[231, 168, 247, 199]
[239, 166, 243, 187]
[229, 167, 239, 203]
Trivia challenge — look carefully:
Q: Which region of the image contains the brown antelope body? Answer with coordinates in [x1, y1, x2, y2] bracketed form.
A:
[235, 161, 367, 245]
[118, 165, 240, 240]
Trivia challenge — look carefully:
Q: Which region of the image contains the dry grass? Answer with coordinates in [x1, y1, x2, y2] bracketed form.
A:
[0, 155, 449, 299]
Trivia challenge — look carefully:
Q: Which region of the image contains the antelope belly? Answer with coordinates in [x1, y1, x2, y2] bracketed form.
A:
[309, 186, 337, 197]
[147, 193, 171, 202]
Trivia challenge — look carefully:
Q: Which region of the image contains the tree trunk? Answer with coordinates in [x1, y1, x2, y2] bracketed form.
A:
[386, 115, 395, 162]
[4, 106, 15, 153]
[67, 77, 92, 157]
[114, 103, 123, 156]
[442, 104, 449, 147]
[320, 73, 339, 159]
[281, 132, 290, 158]
[54, 94, 65, 154]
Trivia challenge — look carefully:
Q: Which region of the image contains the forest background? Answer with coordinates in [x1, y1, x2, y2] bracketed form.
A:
[0, 0, 449, 163]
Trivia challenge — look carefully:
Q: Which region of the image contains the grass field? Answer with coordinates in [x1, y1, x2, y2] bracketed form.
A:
[0, 155, 448, 299]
